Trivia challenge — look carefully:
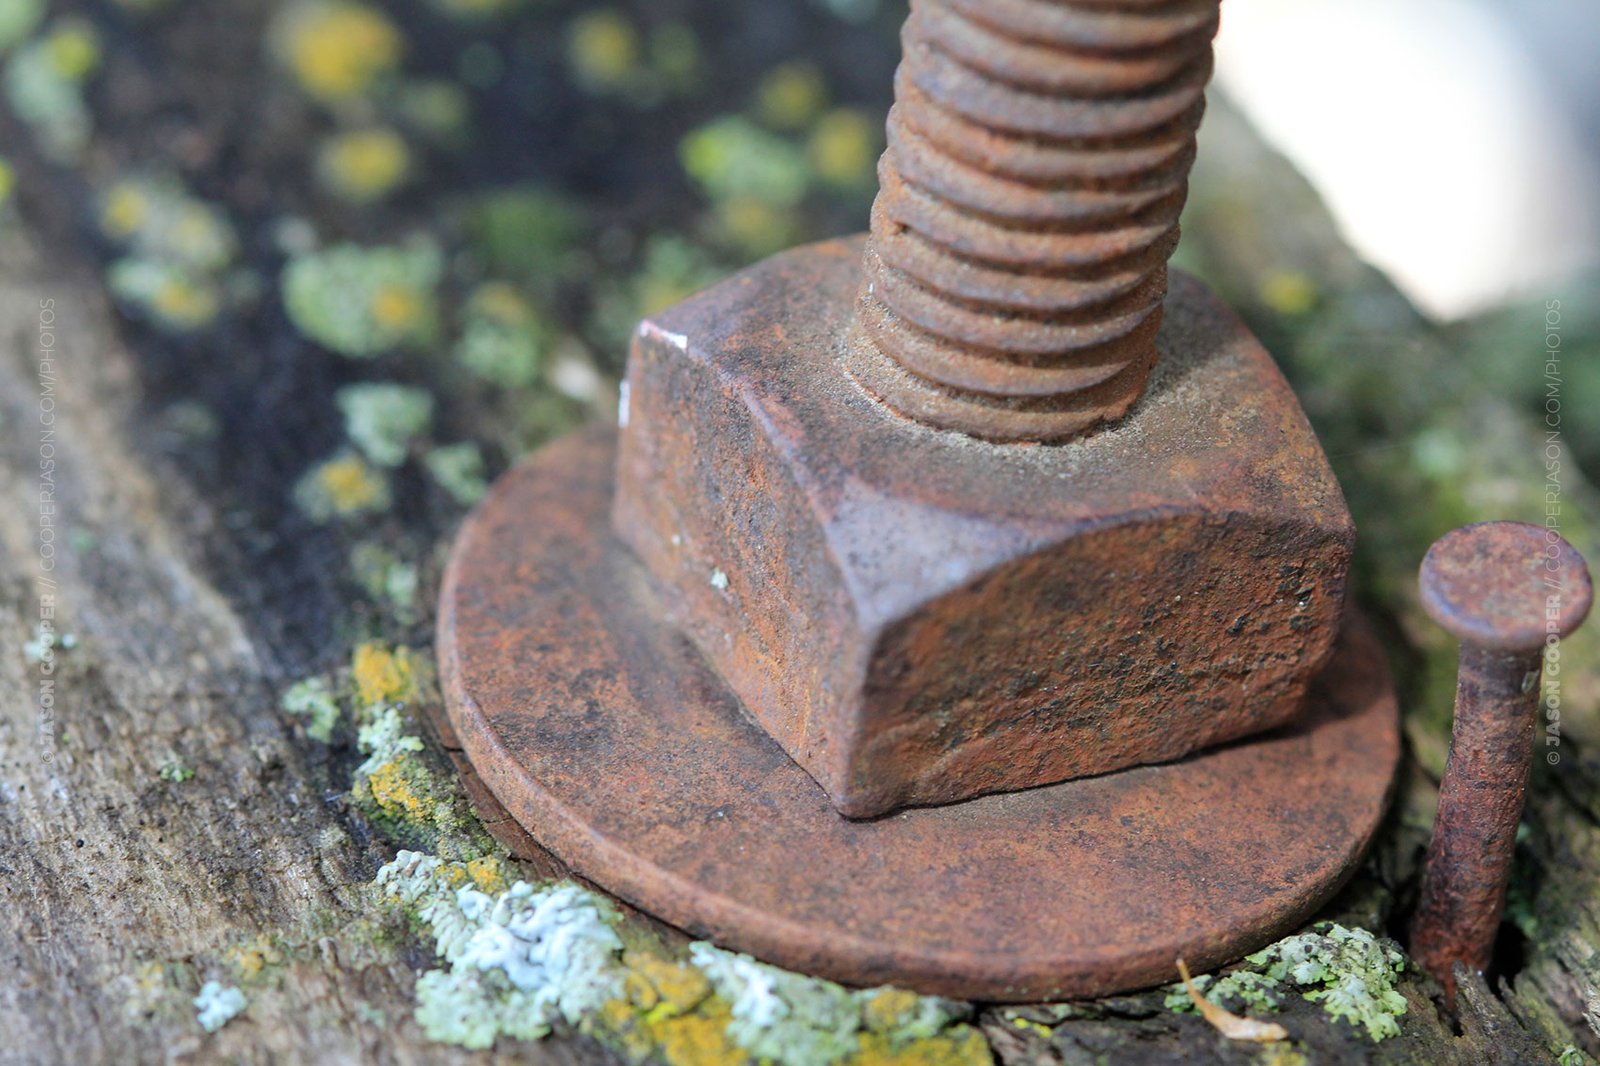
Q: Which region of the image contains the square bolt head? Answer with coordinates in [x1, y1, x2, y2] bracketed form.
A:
[614, 237, 1353, 818]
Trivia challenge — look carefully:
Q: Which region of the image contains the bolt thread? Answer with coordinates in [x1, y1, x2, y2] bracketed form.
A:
[850, 0, 1220, 441]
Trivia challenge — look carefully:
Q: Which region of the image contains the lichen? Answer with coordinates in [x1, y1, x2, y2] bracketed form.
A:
[0, 0, 42, 53]
[273, 0, 403, 105]
[424, 443, 490, 507]
[351, 642, 426, 708]
[566, 10, 640, 95]
[158, 759, 195, 783]
[755, 61, 827, 132]
[1165, 923, 1408, 1042]
[455, 281, 546, 389]
[193, 980, 247, 1033]
[107, 259, 222, 331]
[806, 108, 878, 191]
[281, 676, 341, 743]
[294, 451, 392, 521]
[4, 18, 101, 161]
[336, 382, 434, 468]
[375, 853, 986, 1062]
[99, 177, 237, 272]
[316, 128, 411, 204]
[282, 240, 441, 357]
[350, 541, 419, 622]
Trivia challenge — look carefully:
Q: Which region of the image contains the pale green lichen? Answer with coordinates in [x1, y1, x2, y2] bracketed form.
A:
[350, 541, 419, 622]
[690, 944, 972, 1066]
[376, 852, 984, 1062]
[99, 177, 237, 272]
[4, 19, 100, 161]
[158, 759, 195, 783]
[282, 240, 441, 357]
[680, 116, 808, 209]
[336, 382, 434, 468]
[1166, 923, 1407, 1042]
[378, 852, 625, 1049]
[424, 442, 489, 506]
[455, 281, 546, 389]
[281, 676, 341, 743]
[107, 259, 222, 331]
[0, 0, 44, 53]
[194, 980, 247, 1033]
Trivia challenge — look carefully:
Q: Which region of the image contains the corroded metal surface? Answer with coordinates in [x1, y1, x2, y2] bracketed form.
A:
[851, 0, 1219, 441]
[1410, 522, 1593, 1002]
[437, 425, 1400, 1001]
[615, 238, 1353, 818]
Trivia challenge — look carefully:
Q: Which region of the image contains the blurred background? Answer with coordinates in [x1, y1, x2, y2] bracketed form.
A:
[0, 0, 1597, 689]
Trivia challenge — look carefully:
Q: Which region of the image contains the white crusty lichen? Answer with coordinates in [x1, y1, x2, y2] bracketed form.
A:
[1166, 923, 1408, 1042]
[377, 851, 625, 1049]
[193, 980, 247, 1033]
[690, 943, 971, 1066]
[376, 851, 982, 1060]
[356, 705, 425, 776]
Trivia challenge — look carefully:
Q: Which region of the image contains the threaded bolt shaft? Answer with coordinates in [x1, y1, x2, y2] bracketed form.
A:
[848, 0, 1220, 442]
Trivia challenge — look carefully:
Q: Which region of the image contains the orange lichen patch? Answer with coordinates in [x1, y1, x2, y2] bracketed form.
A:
[464, 855, 509, 895]
[225, 935, 285, 982]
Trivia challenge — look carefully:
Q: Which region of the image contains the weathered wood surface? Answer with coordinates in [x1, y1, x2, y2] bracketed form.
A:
[2, 2, 1600, 1063]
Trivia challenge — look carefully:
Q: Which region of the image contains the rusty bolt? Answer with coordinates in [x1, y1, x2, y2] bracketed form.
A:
[849, 0, 1220, 442]
[1410, 521, 1593, 1002]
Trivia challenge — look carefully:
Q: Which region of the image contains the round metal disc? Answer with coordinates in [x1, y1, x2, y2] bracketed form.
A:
[437, 426, 1400, 1001]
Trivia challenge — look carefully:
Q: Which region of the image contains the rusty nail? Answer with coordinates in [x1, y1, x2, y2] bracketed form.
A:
[1409, 521, 1593, 1003]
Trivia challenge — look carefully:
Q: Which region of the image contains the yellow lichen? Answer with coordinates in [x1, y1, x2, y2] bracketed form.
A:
[46, 24, 100, 80]
[366, 759, 433, 821]
[101, 182, 153, 239]
[303, 453, 391, 519]
[808, 108, 878, 189]
[317, 128, 410, 203]
[465, 855, 510, 895]
[861, 988, 923, 1032]
[370, 283, 426, 332]
[756, 61, 826, 131]
[849, 1027, 993, 1066]
[225, 935, 284, 981]
[567, 10, 639, 93]
[351, 642, 423, 707]
[1259, 271, 1318, 316]
[282, 2, 403, 103]
[150, 274, 219, 328]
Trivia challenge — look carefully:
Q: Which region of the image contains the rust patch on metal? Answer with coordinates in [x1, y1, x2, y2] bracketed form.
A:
[1409, 522, 1593, 1004]
[437, 425, 1399, 1001]
[851, 0, 1219, 441]
[615, 238, 1353, 818]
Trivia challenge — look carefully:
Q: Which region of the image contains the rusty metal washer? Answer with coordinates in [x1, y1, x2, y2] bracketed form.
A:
[438, 425, 1400, 1001]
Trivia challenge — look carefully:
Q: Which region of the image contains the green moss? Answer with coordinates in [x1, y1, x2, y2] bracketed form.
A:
[1166, 924, 1407, 1042]
[282, 240, 441, 357]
